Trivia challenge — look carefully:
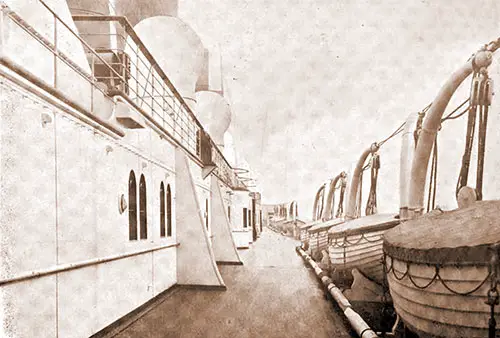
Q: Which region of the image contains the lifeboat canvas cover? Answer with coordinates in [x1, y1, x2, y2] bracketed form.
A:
[384, 200, 500, 265]
[328, 213, 399, 239]
[308, 218, 344, 234]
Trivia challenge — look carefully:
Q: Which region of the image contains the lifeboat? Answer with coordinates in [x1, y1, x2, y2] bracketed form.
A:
[308, 217, 344, 260]
[307, 172, 347, 259]
[385, 202, 500, 337]
[384, 40, 500, 337]
[327, 140, 402, 284]
[299, 220, 321, 250]
[328, 213, 399, 283]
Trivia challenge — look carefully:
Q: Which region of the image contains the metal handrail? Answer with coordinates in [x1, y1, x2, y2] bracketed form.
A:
[71, 14, 204, 129]
[1, 2, 247, 190]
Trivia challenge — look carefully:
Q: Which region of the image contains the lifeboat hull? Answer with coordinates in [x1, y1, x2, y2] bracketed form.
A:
[386, 256, 496, 338]
[309, 229, 329, 260]
[328, 214, 399, 283]
[329, 230, 386, 282]
[308, 218, 344, 260]
[383, 201, 500, 338]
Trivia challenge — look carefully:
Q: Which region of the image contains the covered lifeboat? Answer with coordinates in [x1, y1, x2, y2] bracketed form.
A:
[384, 40, 500, 337]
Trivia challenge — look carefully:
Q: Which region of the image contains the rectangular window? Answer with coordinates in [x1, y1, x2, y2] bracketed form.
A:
[243, 207, 247, 228]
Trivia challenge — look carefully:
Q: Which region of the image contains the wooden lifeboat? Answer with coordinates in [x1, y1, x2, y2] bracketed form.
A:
[328, 213, 399, 283]
[383, 42, 500, 337]
[384, 201, 500, 337]
[299, 220, 321, 250]
[308, 217, 344, 260]
[325, 140, 400, 283]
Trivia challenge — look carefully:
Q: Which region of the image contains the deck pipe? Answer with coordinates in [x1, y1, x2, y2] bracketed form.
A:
[408, 49, 494, 219]
[321, 171, 347, 221]
[296, 247, 378, 338]
[399, 113, 419, 220]
[345, 143, 380, 220]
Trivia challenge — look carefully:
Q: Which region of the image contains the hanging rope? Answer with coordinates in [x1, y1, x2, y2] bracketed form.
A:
[487, 245, 500, 338]
[318, 187, 325, 220]
[365, 153, 380, 216]
[456, 70, 492, 199]
[456, 72, 479, 197]
[329, 186, 336, 221]
[414, 103, 432, 147]
[384, 254, 492, 296]
[476, 72, 491, 201]
[426, 136, 438, 212]
[356, 169, 364, 218]
[335, 176, 347, 218]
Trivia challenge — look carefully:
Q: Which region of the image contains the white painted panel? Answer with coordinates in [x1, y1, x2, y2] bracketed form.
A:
[150, 130, 176, 170]
[95, 254, 152, 332]
[1, 276, 56, 338]
[93, 136, 144, 257]
[0, 88, 57, 278]
[152, 248, 176, 296]
[57, 266, 98, 338]
[56, 114, 98, 264]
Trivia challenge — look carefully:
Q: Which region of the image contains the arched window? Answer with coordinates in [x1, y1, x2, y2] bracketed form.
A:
[205, 198, 209, 229]
[167, 184, 172, 237]
[160, 182, 165, 237]
[139, 174, 147, 239]
[129, 171, 137, 240]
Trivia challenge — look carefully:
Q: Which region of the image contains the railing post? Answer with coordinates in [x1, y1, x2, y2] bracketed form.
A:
[151, 71, 154, 115]
[162, 80, 166, 128]
[0, 4, 5, 56]
[53, 15, 57, 88]
[135, 44, 139, 103]
[90, 53, 95, 113]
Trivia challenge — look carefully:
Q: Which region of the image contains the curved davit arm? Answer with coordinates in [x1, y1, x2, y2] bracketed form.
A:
[408, 46, 497, 218]
[312, 184, 326, 221]
[322, 171, 347, 221]
[345, 143, 379, 220]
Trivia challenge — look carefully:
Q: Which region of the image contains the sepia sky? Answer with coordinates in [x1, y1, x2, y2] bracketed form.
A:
[179, 0, 500, 219]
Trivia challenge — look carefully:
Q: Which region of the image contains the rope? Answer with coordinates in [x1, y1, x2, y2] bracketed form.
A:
[329, 186, 335, 220]
[356, 170, 363, 218]
[456, 72, 479, 197]
[441, 98, 470, 122]
[455, 71, 491, 199]
[476, 76, 490, 201]
[487, 245, 500, 338]
[426, 137, 438, 212]
[385, 255, 493, 296]
[365, 154, 380, 216]
[378, 122, 406, 147]
[335, 177, 346, 218]
[414, 111, 425, 147]
[318, 187, 325, 220]
[329, 232, 383, 248]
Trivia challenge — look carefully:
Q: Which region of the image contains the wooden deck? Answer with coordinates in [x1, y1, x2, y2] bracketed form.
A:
[105, 230, 354, 338]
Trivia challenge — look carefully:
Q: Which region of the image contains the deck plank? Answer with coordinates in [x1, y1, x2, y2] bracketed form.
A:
[112, 230, 354, 338]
